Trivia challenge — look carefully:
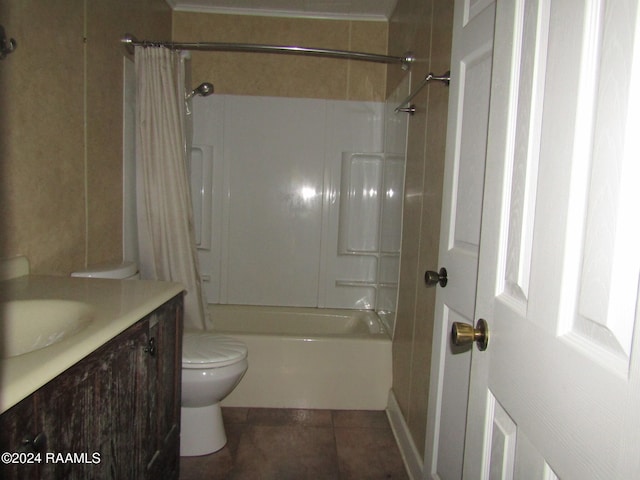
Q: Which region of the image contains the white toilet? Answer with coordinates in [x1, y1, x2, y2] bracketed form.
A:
[70, 262, 249, 456]
[181, 332, 248, 455]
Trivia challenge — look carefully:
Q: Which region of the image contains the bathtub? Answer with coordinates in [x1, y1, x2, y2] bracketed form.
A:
[209, 304, 392, 410]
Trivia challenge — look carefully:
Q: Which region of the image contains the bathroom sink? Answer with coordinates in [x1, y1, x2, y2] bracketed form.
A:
[0, 300, 95, 358]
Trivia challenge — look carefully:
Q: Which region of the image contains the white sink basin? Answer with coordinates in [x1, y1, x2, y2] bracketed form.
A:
[0, 300, 95, 358]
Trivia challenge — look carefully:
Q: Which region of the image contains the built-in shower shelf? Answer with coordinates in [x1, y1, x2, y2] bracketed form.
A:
[340, 250, 380, 257]
[338, 152, 403, 255]
[339, 250, 401, 257]
[335, 280, 398, 289]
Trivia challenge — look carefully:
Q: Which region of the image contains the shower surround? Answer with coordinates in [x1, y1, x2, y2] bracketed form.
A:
[191, 93, 406, 322]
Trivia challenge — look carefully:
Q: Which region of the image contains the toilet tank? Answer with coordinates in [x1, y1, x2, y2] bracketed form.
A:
[71, 261, 140, 280]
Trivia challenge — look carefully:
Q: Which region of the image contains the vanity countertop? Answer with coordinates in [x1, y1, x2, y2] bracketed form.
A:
[0, 274, 184, 414]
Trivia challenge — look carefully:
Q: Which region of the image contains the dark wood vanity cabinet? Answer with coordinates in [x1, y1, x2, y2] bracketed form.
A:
[0, 294, 183, 480]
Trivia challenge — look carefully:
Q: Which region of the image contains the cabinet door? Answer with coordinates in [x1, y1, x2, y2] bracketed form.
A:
[36, 320, 148, 480]
[146, 296, 183, 479]
[0, 394, 40, 479]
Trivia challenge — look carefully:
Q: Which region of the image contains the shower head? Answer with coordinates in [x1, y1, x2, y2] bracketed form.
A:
[186, 82, 214, 100]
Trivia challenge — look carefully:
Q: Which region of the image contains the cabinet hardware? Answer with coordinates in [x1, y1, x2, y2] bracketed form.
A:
[144, 337, 156, 357]
[18, 432, 46, 453]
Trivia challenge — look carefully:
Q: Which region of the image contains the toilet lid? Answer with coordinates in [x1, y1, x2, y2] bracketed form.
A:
[182, 332, 248, 368]
[71, 261, 138, 279]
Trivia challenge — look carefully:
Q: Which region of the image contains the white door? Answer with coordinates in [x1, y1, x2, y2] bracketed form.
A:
[424, 1, 495, 478]
[464, 0, 640, 478]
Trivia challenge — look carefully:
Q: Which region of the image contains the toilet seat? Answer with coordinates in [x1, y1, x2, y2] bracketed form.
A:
[182, 332, 247, 369]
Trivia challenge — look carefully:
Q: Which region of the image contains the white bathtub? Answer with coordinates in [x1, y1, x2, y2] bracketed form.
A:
[208, 304, 392, 410]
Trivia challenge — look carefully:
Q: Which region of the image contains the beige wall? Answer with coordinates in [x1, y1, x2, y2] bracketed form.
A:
[0, 7, 387, 274]
[388, 0, 454, 455]
[172, 12, 388, 101]
[0, 0, 171, 274]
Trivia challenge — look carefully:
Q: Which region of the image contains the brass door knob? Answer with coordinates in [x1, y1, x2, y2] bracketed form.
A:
[451, 319, 489, 351]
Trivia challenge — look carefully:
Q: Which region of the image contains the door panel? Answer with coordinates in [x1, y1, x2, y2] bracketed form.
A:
[436, 307, 471, 479]
[485, 395, 516, 479]
[499, 0, 548, 310]
[452, 48, 492, 252]
[465, 0, 640, 478]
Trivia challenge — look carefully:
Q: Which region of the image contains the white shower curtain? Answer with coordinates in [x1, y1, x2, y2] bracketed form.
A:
[134, 46, 211, 331]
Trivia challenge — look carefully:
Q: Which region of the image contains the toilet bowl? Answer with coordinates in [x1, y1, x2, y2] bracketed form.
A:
[181, 332, 248, 456]
[69, 262, 249, 456]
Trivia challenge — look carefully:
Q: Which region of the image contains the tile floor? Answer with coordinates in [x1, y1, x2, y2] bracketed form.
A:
[179, 407, 409, 480]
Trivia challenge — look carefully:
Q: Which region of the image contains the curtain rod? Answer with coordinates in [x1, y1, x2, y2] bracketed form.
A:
[121, 33, 414, 69]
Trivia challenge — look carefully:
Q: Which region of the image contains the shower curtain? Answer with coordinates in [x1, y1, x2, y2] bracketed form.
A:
[134, 46, 211, 331]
